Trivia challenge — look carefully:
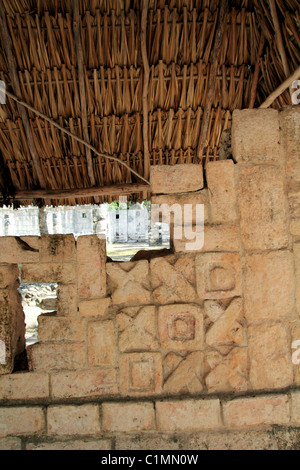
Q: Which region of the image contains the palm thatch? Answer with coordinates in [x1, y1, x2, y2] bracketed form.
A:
[0, 0, 299, 206]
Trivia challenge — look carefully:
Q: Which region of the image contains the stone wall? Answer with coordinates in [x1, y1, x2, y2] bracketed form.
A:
[0, 107, 300, 450]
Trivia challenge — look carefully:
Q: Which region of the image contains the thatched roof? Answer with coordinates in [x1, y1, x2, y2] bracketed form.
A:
[0, 0, 299, 207]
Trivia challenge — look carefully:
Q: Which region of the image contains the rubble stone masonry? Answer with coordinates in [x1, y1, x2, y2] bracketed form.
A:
[0, 107, 300, 450]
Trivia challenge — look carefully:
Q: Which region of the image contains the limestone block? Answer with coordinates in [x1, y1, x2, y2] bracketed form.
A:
[156, 399, 221, 431]
[150, 164, 204, 194]
[38, 315, 86, 343]
[117, 306, 159, 352]
[119, 352, 163, 396]
[21, 263, 75, 284]
[294, 243, 300, 314]
[50, 369, 118, 398]
[206, 160, 237, 223]
[0, 265, 19, 289]
[102, 402, 155, 432]
[0, 237, 40, 264]
[232, 109, 280, 163]
[27, 343, 86, 371]
[196, 252, 241, 300]
[47, 404, 100, 436]
[174, 225, 240, 253]
[204, 348, 248, 393]
[291, 323, 300, 385]
[79, 297, 111, 317]
[158, 304, 204, 351]
[163, 351, 203, 394]
[280, 106, 300, 192]
[77, 236, 107, 299]
[57, 284, 77, 316]
[243, 251, 295, 323]
[151, 190, 208, 225]
[40, 234, 75, 262]
[237, 164, 288, 251]
[223, 395, 290, 427]
[107, 260, 151, 305]
[248, 322, 293, 390]
[0, 372, 49, 400]
[291, 391, 300, 424]
[88, 320, 116, 367]
[185, 431, 277, 450]
[0, 407, 45, 437]
[151, 256, 197, 304]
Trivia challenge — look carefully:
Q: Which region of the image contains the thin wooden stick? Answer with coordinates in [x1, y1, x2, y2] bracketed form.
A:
[73, 0, 95, 187]
[5, 183, 150, 201]
[196, 0, 229, 161]
[249, 31, 265, 108]
[259, 64, 300, 108]
[4, 89, 150, 185]
[0, 0, 46, 189]
[269, 0, 291, 95]
[141, 0, 150, 199]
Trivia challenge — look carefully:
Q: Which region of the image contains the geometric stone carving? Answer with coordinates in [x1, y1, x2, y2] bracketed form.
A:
[107, 261, 151, 305]
[117, 306, 159, 352]
[205, 348, 248, 393]
[119, 352, 162, 396]
[158, 304, 204, 351]
[163, 351, 203, 394]
[196, 253, 241, 299]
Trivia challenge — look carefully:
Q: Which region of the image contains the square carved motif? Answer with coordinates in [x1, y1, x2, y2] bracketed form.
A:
[196, 253, 241, 299]
[158, 304, 204, 351]
[119, 352, 163, 396]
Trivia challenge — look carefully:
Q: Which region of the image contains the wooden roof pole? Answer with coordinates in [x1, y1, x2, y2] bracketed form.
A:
[260, 65, 300, 108]
[249, 31, 265, 108]
[73, 0, 96, 187]
[196, 0, 229, 162]
[141, 0, 150, 200]
[269, 0, 292, 97]
[0, 0, 46, 190]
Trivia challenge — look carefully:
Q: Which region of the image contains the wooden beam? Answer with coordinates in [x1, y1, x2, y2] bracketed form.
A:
[7, 183, 150, 201]
[249, 31, 265, 109]
[259, 65, 300, 108]
[141, 0, 150, 200]
[73, 0, 96, 187]
[0, 0, 46, 189]
[196, 0, 229, 161]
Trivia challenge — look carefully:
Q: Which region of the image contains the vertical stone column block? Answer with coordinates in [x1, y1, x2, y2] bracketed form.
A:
[77, 235, 107, 298]
[0, 265, 25, 375]
[206, 160, 237, 223]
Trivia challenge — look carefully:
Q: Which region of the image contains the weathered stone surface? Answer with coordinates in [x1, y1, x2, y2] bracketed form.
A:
[77, 235, 106, 298]
[156, 399, 221, 431]
[174, 225, 240, 253]
[150, 164, 204, 194]
[27, 343, 86, 371]
[151, 190, 208, 225]
[38, 315, 86, 343]
[158, 304, 204, 351]
[115, 434, 181, 450]
[119, 352, 163, 396]
[206, 160, 237, 223]
[51, 369, 118, 398]
[223, 395, 290, 427]
[47, 404, 100, 436]
[163, 351, 203, 394]
[288, 192, 300, 219]
[107, 260, 151, 305]
[21, 263, 75, 284]
[0, 372, 49, 400]
[204, 348, 248, 393]
[290, 219, 300, 236]
[248, 322, 293, 390]
[291, 323, 300, 385]
[232, 109, 280, 163]
[243, 251, 295, 323]
[88, 320, 116, 367]
[102, 402, 155, 432]
[280, 106, 300, 192]
[291, 391, 300, 424]
[196, 252, 241, 300]
[0, 407, 45, 437]
[151, 257, 197, 304]
[205, 298, 244, 350]
[57, 284, 77, 316]
[0, 265, 19, 289]
[79, 297, 111, 317]
[185, 430, 277, 450]
[117, 306, 159, 352]
[0, 236, 40, 264]
[0, 438, 22, 450]
[237, 164, 288, 251]
[40, 234, 75, 262]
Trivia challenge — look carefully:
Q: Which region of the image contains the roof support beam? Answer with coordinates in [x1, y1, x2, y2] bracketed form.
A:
[0, 0, 46, 189]
[141, 0, 150, 200]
